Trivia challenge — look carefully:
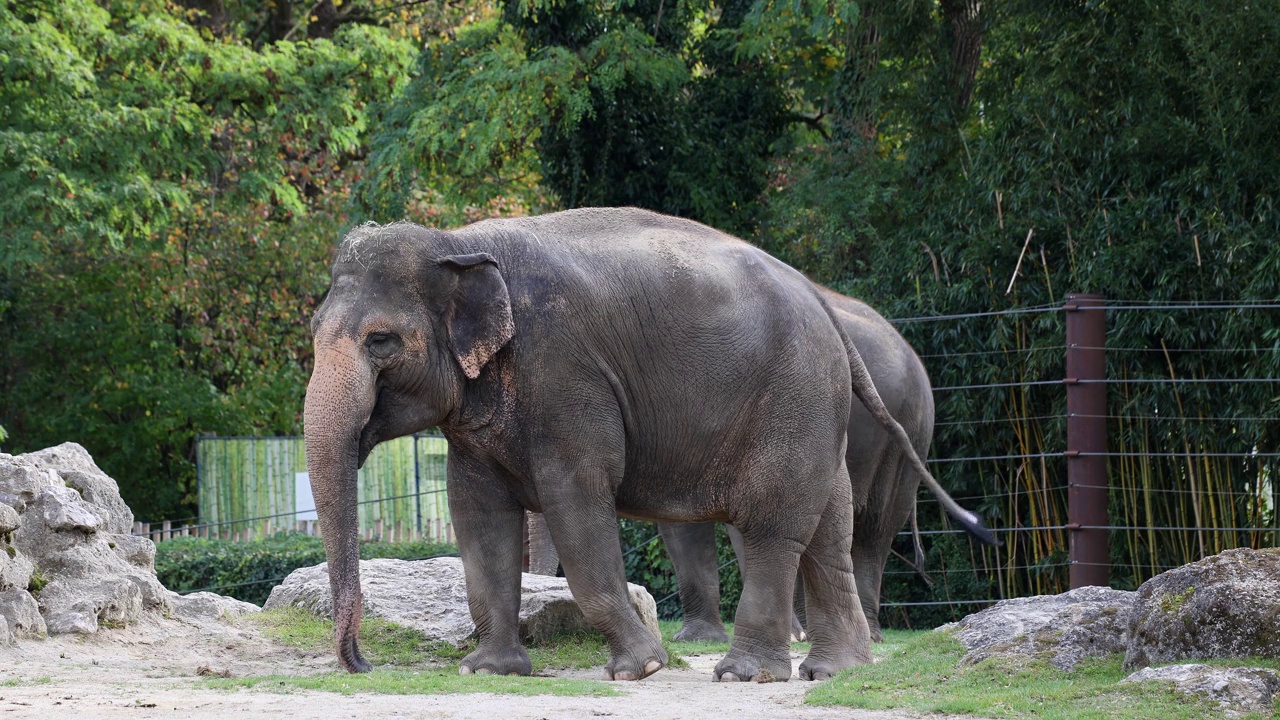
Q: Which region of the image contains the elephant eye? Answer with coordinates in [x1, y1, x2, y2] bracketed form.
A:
[365, 332, 402, 359]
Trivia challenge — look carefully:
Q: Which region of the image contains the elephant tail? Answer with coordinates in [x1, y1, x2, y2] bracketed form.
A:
[812, 289, 1001, 547]
[909, 503, 935, 587]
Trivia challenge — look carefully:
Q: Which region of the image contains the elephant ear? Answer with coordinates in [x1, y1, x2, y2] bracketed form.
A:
[438, 253, 515, 380]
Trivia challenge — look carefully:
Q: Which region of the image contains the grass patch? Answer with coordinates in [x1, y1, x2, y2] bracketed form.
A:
[0, 677, 52, 687]
[806, 629, 1271, 720]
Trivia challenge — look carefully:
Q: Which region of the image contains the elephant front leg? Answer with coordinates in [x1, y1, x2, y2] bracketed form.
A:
[659, 522, 729, 643]
[542, 492, 667, 680]
[448, 458, 532, 676]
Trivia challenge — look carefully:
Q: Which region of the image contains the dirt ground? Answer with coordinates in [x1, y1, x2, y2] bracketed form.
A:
[0, 616, 975, 720]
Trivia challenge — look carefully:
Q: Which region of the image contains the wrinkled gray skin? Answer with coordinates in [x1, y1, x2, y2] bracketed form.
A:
[660, 291, 935, 644]
[304, 208, 954, 682]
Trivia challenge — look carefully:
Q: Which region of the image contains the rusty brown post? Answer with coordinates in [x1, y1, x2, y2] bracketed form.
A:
[1065, 293, 1108, 588]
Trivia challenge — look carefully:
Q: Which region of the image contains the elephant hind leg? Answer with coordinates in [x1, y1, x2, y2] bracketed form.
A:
[798, 469, 873, 680]
[660, 522, 730, 643]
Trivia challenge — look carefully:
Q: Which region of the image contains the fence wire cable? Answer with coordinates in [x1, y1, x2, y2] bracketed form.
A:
[889, 305, 1062, 323]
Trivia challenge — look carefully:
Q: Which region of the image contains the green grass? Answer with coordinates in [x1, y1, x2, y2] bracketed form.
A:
[227, 608, 712, 695]
[806, 629, 1276, 720]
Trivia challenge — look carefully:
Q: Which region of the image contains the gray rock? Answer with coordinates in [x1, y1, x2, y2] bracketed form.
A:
[0, 458, 60, 513]
[40, 575, 144, 634]
[945, 586, 1135, 671]
[0, 502, 18, 534]
[168, 591, 261, 624]
[265, 557, 662, 645]
[0, 546, 33, 592]
[0, 587, 47, 639]
[108, 533, 157, 570]
[1121, 663, 1280, 716]
[0, 612, 10, 646]
[1125, 548, 1280, 670]
[0, 447, 173, 635]
[38, 485, 101, 532]
[20, 444, 134, 534]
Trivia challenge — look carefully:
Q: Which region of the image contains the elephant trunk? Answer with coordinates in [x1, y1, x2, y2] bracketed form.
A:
[304, 345, 376, 673]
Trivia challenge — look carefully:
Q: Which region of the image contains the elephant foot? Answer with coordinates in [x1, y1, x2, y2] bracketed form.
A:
[459, 642, 532, 677]
[673, 619, 730, 643]
[602, 640, 667, 681]
[797, 646, 872, 681]
[714, 646, 792, 683]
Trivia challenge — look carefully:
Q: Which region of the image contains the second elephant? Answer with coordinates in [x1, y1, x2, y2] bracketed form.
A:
[661, 289, 937, 643]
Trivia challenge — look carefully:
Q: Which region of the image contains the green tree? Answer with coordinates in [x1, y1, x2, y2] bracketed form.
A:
[0, 0, 415, 519]
[356, 0, 858, 235]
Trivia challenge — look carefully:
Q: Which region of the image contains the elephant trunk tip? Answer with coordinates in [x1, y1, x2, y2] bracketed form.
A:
[335, 596, 372, 673]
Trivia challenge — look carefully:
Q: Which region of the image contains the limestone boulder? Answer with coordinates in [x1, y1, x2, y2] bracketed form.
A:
[1125, 548, 1280, 670]
[944, 586, 1136, 671]
[1121, 664, 1280, 717]
[168, 591, 261, 624]
[1, 447, 171, 634]
[265, 557, 662, 645]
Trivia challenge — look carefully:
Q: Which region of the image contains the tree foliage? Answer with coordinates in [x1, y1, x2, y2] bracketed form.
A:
[0, 0, 415, 519]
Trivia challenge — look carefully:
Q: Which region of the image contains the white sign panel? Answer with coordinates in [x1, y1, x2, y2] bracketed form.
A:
[295, 472, 319, 521]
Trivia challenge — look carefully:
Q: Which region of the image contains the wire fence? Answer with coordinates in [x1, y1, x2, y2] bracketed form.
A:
[146, 297, 1278, 620]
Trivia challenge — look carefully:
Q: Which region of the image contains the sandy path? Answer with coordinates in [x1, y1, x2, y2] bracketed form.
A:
[0, 618, 974, 720]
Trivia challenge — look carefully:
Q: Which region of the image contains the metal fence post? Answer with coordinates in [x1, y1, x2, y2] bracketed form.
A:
[1065, 293, 1108, 588]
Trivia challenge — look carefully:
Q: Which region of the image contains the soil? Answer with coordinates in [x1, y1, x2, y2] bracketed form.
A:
[0, 617, 974, 720]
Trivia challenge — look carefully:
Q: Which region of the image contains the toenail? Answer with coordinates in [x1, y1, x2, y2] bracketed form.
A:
[644, 660, 662, 676]
[719, 672, 740, 682]
[459, 665, 472, 675]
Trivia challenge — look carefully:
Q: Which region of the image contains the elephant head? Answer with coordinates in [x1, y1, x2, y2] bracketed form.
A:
[303, 222, 515, 672]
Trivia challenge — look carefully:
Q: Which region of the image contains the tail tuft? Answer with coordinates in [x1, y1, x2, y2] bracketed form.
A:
[948, 509, 1001, 546]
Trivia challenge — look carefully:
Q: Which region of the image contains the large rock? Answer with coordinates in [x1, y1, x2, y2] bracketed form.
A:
[168, 591, 261, 624]
[265, 557, 662, 645]
[1125, 548, 1280, 669]
[1, 446, 171, 634]
[945, 586, 1135, 671]
[1121, 664, 1280, 716]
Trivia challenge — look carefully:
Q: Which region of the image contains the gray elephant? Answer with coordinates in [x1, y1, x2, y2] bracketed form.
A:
[303, 208, 990, 682]
[533, 291, 985, 642]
